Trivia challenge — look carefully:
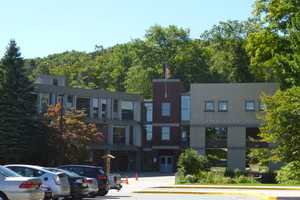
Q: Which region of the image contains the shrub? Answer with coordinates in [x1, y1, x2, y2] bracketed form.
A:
[233, 175, 259, 184]
[177, 148, 209, 175]
[276, 161, 300, 184]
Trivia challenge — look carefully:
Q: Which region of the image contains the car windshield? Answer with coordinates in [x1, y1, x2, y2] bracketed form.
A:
[46, 168, 80, 177]
[0, 166, 20, 177]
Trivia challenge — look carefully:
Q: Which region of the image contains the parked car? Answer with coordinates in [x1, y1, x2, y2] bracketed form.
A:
[0, 165, 44, 200]
[58, 165, 109, 196]
[5, 165, 70, 200]
[108, 173, 122, 190]
[81, 177, 98, 197]
[45, 168, 88, 200]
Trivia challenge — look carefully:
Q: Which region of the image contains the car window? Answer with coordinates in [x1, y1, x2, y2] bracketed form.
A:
[0, 166, 20, 177]
[83, 168, 97, 177]
[9, 167, 25, 176]
[69, 167, 84, 176]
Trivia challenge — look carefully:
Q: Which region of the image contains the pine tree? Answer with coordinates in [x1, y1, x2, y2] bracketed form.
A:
[0, 40, 40, 163]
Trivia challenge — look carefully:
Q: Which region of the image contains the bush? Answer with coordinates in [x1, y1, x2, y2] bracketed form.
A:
[177, 148, 209, 175]
[276, 161, 300, 184]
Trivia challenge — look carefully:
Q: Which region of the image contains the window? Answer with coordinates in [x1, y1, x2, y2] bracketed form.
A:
[113, 99, 118, 113]
[121, 101, 134, 120]
[181, 96, 190, 121]
[113, 127, 126, 145]
[66, 95, 74, 108]
[205, 101, 215, 112]
[129, 126, 134, 145]
[206, 127, 227, 140]
[181, 126, 190, 144]
[161, 102, 171, 116]
[258, 101, 266, 111]
[144, 102, 153, 122]
[76, 97, 90, 117]
[245, 100, 255, 111]
[218, 101, 228, 112]
[92, 98, 99, 119]
[100, 98, 107, 119]
[53, 78, 58, 86]
[161, 127, 170, 141]
[145, 125, 152, 141]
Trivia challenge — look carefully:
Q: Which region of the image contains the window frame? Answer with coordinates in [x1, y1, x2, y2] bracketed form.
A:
[218, 100, 228, 112]
[245, 100, 256, 112]
[161, 102, 171, 117]
[161, 127, 171, 141]
[205, 100, 215, 112]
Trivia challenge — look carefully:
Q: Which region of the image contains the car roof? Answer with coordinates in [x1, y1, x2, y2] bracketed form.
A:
[59, 164, 103, 169]
[5, 164, 58, 174]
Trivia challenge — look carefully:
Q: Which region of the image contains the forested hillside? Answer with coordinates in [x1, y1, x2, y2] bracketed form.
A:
[25, 0, 300, 97]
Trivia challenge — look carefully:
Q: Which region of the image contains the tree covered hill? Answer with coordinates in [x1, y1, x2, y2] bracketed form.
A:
[25, 22, 258, 98]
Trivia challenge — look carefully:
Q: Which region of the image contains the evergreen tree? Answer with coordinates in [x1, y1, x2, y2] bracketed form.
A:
[0, 40, 40, 163]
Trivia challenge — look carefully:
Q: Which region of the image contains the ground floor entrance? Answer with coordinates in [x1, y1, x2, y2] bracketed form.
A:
[159, 156, 173, 173]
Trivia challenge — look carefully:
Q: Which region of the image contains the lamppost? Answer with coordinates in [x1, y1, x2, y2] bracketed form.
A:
[58, 94, 64, 133]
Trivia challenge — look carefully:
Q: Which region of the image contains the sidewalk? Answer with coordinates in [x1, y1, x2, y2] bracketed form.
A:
[135, 185, 300, 200]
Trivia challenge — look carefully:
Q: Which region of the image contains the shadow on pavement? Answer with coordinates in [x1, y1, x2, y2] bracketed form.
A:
[84, 196, 132, 199]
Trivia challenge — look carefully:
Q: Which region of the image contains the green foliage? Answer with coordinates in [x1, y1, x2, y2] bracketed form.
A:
[246, 0, 300, 88]
[177, 148, 209, 175]
[260, 87, 300, 163]
[176, 169, 259, 184]
[276, 161, 300, 184]
[248, 148, 271, 169]
[201, 20, 257, 83]
[0, 40, 42, 163]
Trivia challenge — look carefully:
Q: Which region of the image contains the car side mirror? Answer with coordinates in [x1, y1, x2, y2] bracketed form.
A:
[44, 177, 48, 181]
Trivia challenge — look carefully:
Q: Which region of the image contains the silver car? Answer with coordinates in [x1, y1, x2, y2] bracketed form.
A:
[0, 165, 44, 200]
[5, 165, 70, 200]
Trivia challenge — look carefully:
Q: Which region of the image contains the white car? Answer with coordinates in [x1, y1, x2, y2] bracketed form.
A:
[0, 165, 44, 200]
[5, 165, 70, 200]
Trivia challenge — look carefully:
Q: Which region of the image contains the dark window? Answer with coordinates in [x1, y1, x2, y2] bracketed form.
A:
[245, 100, 255, 111]
[161, 102, 171, 116]
[218, 101, 228, 112]
[121, 101, 134, 120]
[66, 95, 74, 108]
[53, 78, 58, 86]
[181, 126, 190, 145]
[206, 127, 227, 140]
[113, 99, 118, 113]
[76, 97, 90, 117]
[113, 127, 126, 145]
[129, 126, 134, 145]
[92, 98, 99, 119]
[205, 101, 215, 112]
[101, 98, 107, 119]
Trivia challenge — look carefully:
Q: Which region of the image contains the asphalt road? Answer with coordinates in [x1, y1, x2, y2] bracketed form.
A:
[85, 193, 259, 200]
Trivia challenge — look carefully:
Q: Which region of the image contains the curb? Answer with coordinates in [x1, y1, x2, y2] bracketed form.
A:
[158, 185, 300, 191]
[133, 190, 278, 200]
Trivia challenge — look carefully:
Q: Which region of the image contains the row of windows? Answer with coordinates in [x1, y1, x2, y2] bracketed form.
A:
[144, 125, 189, 142]
[204, 100, 265, 112]
[39, 93, 135, 120]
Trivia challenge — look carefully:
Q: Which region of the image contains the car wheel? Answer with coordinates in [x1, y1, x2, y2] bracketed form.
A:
[98, 189, 109, 196]
[0, 193, 8, 200]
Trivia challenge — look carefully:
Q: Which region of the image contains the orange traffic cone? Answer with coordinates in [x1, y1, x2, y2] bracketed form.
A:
[124, 176, 129, 184]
